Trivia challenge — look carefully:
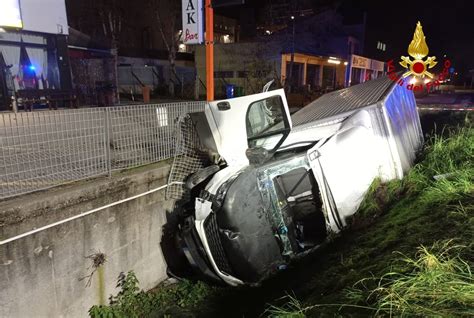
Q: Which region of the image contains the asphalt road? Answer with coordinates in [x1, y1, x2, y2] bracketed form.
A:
[416, 91, 474, 110]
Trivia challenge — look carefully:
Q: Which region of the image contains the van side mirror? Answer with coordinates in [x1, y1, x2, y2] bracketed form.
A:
[246, 147, 271, 165]
[217, 101, 231, 111]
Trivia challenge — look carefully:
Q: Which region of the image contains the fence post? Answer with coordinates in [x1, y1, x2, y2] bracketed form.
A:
[104, 108, 112, 177]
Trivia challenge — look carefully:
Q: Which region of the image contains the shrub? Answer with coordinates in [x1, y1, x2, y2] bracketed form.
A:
[89, 271, 214, 318]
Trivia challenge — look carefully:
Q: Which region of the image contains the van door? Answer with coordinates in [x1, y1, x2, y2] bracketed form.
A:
[206, 89, 292, 166]
[307, 110, 381, 232]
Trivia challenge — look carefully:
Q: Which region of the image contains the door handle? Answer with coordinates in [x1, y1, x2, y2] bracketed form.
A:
[217, 101, 231, 111]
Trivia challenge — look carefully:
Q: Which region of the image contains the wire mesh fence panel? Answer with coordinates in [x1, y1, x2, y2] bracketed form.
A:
[108, 102, 206, 170]
[166, 114, 211, 200]
[0, 101, 206, 200]
[0, 109, 108, 199]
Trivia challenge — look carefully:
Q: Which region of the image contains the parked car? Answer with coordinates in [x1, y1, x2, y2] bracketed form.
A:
[175, 76, 424, 286]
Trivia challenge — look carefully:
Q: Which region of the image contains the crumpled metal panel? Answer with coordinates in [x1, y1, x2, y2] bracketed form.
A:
[291, 76, 396, 127]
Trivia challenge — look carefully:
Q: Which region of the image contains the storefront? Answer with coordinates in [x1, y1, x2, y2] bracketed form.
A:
[281, 53, 347, 92]
[0, 32, 54, 89]
[345, 54, 385, 87]
[0, 0, 70, 111]
[279, 53, 386, 93]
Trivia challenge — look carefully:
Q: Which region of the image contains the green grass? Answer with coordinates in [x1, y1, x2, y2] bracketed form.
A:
[263, 294, 307, 318]
[350, 241, 474, 317]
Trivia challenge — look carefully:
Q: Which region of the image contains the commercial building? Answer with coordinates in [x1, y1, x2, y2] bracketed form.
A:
[66, 0, 198, 101]
[195, 10, 385, 100]
[0, 0, 71, 110]
[345, 54, 385, 86]
[281, 53, 347, 91]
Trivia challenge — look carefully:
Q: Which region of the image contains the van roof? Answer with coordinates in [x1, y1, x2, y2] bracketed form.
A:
[291, 76, 396, 127]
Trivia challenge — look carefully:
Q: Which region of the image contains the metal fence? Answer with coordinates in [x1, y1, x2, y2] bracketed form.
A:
[0, 101, 206, 200]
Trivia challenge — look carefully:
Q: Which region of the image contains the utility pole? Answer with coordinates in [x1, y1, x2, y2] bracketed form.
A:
[205, 0, 214, 101]
[288, 15, 295, 93]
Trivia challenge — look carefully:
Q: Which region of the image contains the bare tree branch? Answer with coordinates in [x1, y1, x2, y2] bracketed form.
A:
[156, 8, 171, 53]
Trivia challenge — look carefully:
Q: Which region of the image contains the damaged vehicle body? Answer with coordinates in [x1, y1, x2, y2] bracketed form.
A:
[175, 76, 424, 286]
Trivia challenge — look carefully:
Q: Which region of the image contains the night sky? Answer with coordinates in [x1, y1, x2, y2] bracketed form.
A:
[216, 0, 474, 78]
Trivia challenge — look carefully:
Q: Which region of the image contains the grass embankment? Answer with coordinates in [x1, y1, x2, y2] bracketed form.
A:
[266, 119, 474, 317]
[90, 113, 473, 318]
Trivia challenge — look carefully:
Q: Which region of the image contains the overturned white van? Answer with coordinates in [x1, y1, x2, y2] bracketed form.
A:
[175, 76, 424, 286]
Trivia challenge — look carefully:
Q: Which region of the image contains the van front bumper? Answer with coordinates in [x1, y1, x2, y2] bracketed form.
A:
[179, 216, 223, 284]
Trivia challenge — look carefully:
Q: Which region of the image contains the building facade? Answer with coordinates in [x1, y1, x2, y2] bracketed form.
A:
[195, 10, 383, 100]
[0, 0, 70, 110]
[345, 54, 385, 86]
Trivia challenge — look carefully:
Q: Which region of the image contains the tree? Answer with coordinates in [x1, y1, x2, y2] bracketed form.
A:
[97, 0, 123, 104]
[153, 0, 183, 97]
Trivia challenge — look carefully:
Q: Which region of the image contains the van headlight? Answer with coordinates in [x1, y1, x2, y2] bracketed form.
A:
[211, 173, 241, 211]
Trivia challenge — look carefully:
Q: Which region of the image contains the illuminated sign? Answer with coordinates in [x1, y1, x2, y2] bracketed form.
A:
[0, 0, 23, 28]
[352, 55, 370, 69]
[181, 0, 203, 45]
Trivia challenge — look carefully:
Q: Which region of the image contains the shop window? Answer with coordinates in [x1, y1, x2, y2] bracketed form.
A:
[306, 64, 321, 89]
[322, 65, 336, 89]
[365, 69, 373, 81]
[285, 62, 304, 88]
[351, 68, 362, 85]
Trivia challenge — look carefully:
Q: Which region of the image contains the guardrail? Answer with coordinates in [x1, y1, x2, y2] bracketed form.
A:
[0, 102, 206, 200]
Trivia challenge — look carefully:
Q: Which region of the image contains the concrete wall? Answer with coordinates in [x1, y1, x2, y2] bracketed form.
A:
[0, 162, 174, 318]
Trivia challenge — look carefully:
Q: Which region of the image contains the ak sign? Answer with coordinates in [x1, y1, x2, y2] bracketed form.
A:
[182, 0, 204, 45]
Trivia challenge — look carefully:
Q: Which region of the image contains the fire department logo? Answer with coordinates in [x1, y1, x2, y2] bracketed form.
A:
[399, 21, 437, 78]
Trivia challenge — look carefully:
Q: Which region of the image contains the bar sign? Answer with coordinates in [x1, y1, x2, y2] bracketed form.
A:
[182, 0, 204, 45]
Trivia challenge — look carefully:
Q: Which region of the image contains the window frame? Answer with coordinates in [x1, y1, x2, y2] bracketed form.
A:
[245, 95, 291, 153]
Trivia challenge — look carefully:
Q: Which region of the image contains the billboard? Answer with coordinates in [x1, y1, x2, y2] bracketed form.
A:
[0, 0, 23, 28]
[182, 0, 203, 45]
[20, 0, 68, 35]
